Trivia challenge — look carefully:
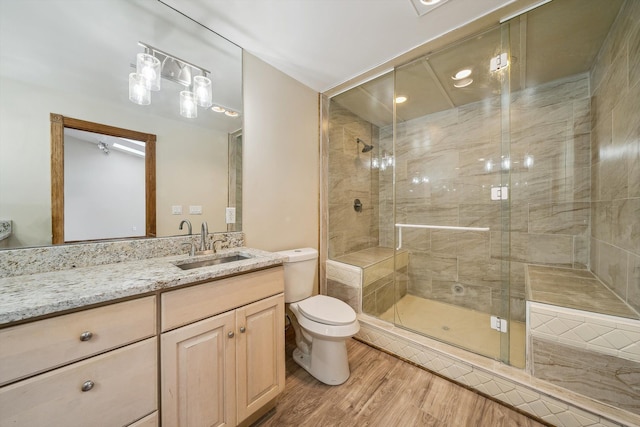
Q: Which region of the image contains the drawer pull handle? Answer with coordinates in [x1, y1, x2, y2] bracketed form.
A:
[228, 331, 235, 338]
[80, 331, 93, 342]
[81, 380, 95, 392]
[239, 326, 246, 333]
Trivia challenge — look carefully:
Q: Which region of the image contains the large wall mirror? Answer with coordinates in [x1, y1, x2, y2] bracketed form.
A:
[0, 0, 243, 250]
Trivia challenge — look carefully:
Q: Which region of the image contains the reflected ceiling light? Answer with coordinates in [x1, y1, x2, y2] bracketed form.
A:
[411, 0, 450, 16]
[119, 138, 146, 148]
[113, 143, 145, 157]
[128, 42, 213, 118]
[395, 96, 408, 103]
[453, 78, 473, 88]
[211, 105, 226, 113]
[452, 69, 472, 80]
[225, 110, 239, 117]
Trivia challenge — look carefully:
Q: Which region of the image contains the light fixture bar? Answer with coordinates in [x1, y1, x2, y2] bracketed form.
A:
[138, 42, 210, 76]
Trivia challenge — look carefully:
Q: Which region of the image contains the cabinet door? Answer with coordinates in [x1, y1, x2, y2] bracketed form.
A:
[236, 294, 285, 423]
[161, 312, 236, 427]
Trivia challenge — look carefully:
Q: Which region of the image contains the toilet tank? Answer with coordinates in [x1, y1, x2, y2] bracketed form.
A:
[277, 248, 318, 303]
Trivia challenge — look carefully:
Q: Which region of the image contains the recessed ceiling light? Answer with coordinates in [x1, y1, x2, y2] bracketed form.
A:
[454, 78, 473, 88]
[395, 96, 408, 104]
[452, 69, 472, 80]
[211, 106, 226, 113]
[420, 0, 441, 4]
[225, 110, 239, 117]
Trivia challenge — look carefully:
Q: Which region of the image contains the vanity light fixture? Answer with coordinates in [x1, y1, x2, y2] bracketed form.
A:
[128, 42, 213, 118]
[97, 141, 110, 155]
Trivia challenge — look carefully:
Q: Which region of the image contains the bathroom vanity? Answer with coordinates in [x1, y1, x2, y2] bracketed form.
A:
[0, 246, 286, 427]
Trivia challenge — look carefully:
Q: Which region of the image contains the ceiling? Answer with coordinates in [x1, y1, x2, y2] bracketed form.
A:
[160, 0, 523, 93]
[332, 0, 624, 127]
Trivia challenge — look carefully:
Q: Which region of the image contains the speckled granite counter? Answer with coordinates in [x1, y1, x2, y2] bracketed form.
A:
[0, 247, 285, 325]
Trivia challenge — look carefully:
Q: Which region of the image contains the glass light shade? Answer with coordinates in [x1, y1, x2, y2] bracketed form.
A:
[136, 53, 161, 91]
[180, 91, 197, 118]
[193, 75, 212, 107]
[128, 73, 150, 105]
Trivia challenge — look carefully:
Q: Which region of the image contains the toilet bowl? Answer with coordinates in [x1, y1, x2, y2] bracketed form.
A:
[278, 248, 359, 385]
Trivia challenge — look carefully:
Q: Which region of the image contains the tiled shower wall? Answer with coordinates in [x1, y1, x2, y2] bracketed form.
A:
[328, 102, 380, 258]
[589, 0, 640, 313]
[379, 73, 592, 321]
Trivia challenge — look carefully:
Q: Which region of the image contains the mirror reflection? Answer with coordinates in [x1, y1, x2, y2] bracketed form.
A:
[0, 0, 243, 250]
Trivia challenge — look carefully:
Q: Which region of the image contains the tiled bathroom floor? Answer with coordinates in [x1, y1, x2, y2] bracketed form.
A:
[380, 294, 526, 368]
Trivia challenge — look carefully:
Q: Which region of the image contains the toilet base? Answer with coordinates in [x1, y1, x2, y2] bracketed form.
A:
[292, 338, 351, 385]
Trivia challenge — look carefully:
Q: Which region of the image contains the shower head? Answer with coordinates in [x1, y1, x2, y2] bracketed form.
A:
[356, 138, 374, 153]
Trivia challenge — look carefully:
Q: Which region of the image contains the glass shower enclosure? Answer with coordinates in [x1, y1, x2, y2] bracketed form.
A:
[327, 0, 634, 370]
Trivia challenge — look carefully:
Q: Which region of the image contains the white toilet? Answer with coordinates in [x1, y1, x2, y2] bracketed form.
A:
[278, 248, 360, 385]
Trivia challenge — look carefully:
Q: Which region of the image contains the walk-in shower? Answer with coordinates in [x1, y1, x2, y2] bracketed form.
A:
[325, 0, 639, 419]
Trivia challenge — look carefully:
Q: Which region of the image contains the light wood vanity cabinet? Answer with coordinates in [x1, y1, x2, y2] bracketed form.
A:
[161, 267, 285, 427]
[0, 297, 158, 427]
[0, 265, 285, 427]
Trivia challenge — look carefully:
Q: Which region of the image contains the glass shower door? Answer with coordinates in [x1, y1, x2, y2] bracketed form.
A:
[391, 24, 515, 364]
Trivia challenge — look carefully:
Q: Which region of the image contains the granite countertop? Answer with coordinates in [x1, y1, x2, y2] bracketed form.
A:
[0, 247, 285, 326]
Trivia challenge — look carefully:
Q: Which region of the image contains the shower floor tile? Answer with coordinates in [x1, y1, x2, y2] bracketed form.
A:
[379, 294, 526, 368]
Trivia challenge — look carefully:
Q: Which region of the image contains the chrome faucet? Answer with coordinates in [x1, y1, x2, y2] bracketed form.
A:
[200, 222, 208, 251]
[179, 219, 192, 235]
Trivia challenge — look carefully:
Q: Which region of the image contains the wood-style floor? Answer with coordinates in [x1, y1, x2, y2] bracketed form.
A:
[253, 329, 549, 427]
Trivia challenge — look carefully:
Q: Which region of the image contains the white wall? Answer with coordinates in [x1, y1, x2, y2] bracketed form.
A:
[64, 136, 145, 241]
[243, 53, 319, 253]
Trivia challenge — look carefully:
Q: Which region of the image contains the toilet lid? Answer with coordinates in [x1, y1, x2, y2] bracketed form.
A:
[297, 295, 356, 326]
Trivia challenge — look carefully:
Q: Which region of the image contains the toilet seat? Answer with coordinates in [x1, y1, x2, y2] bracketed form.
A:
[297, 295, 356, 326]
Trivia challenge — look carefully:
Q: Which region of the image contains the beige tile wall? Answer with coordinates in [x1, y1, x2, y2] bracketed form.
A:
[590, 0, 640, 313]
[378, 73, 592, 321]
[328, 102, 380, 258]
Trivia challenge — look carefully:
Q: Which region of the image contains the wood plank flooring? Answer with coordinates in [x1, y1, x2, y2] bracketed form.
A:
[253, 329, 549, 427]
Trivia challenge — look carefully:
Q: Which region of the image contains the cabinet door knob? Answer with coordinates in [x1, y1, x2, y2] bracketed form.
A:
[81, 380, 95, 392]
[228, 331, 235, 338]
[80, 331, 93, 342]
[239, 326, 246, 333]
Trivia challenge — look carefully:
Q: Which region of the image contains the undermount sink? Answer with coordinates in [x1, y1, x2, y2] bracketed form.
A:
[174, 254, 253, 270]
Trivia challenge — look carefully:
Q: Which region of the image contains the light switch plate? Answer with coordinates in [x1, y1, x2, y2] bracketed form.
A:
[225, 207, 236, 224]
[171, 205, 182, 215]
[189, 205, 202, 215]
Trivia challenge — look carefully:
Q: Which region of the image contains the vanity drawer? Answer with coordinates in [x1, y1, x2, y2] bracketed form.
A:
[161, 266, 284, 331]
[128, 411, 159, 427]
[0, 337, 157, 427]
[0, 296, 156, 385]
